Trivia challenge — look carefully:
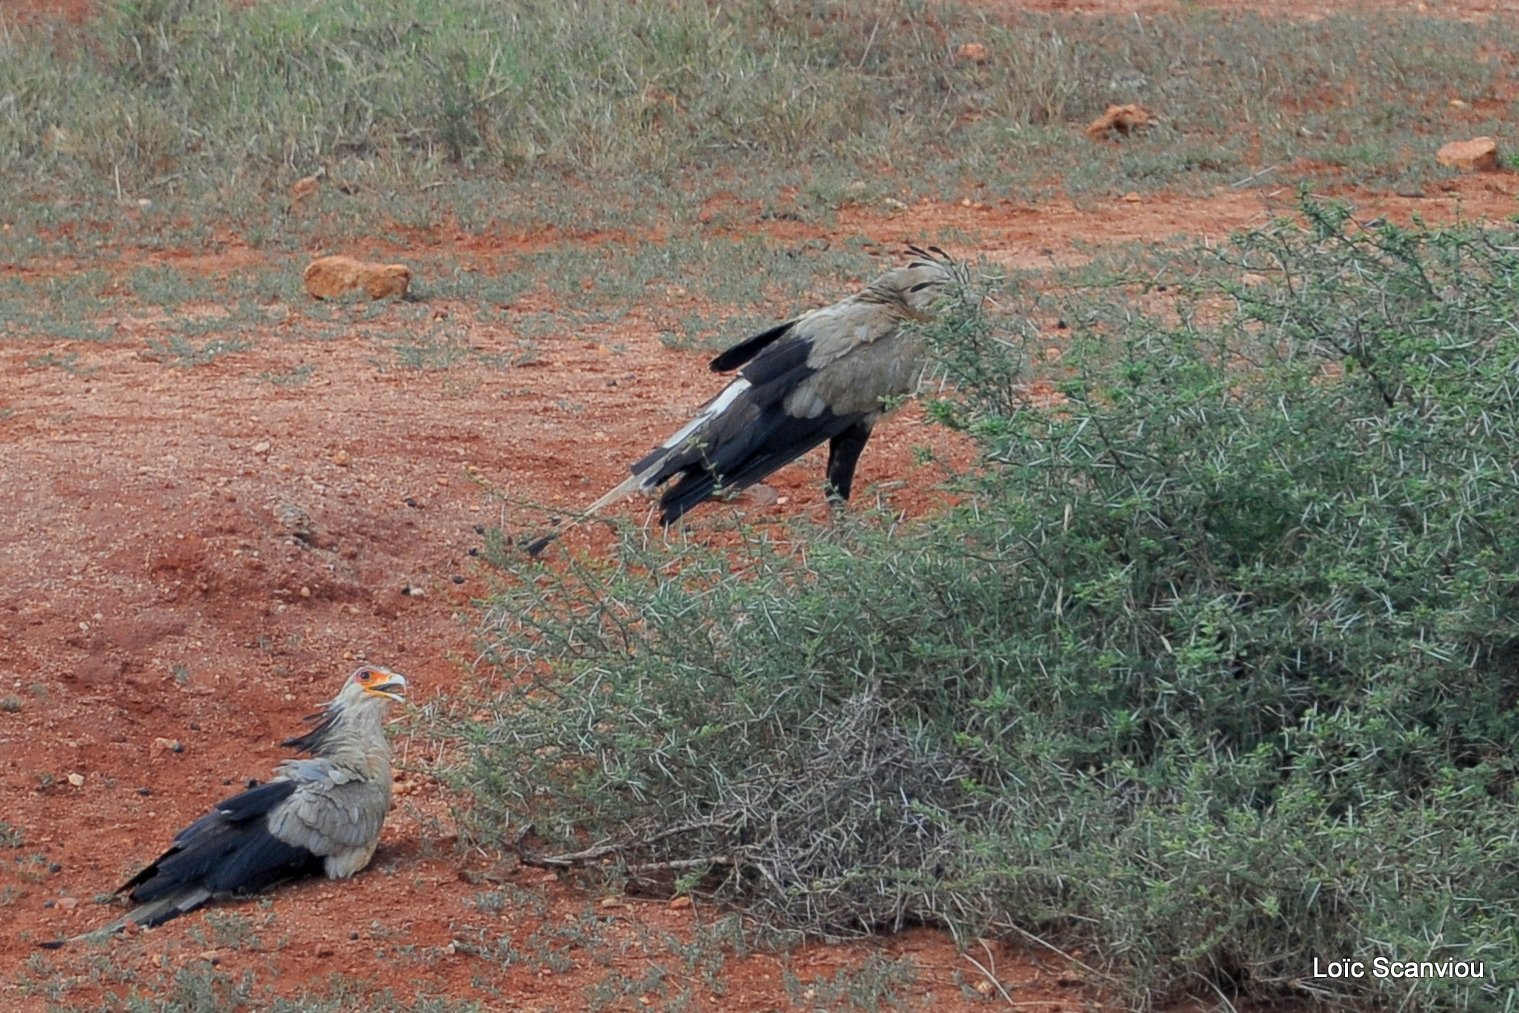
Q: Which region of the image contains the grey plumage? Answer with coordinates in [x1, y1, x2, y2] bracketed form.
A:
[41, 665, 406, 946]
[527, 247, 958, 554]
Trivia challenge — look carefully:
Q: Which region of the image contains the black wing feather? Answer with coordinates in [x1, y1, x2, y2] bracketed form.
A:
[119, 779, 323, 915]
[708, 319, 798, 373]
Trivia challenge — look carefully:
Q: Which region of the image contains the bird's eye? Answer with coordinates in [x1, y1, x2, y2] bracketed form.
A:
[357, 670, 374, 683]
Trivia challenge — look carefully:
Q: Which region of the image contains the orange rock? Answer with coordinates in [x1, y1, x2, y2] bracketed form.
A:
[290, 170, 324, 204]
[1436, 136, 1500, 172]
[303, 255, 413, 301]
[1086, 103, 1157, 140]
[956, 42, 990, 64]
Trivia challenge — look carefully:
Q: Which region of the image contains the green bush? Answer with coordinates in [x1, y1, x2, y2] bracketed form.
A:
[456, 202, 1518, 1008]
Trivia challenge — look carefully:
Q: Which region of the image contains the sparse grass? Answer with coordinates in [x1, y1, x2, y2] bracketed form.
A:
[0, 820, 23, 846]
[782, 953, 917, 1012]
[458, 904, 756, 1013]
[259, 363, 315, 387]
[128, 264, 221, 307]
[26, 351, 96, 375]
[38, 960, 484, 1013]
[199, 910, 260, 951]
[140, 333, 251, 367]
[0, 0, 1509, 219]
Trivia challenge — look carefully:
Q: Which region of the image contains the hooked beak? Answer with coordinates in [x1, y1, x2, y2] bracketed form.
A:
[363, 668, 408, 702]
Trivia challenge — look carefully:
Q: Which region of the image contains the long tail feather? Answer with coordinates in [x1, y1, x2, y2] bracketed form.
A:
[524, 470, 649, 556]
[36, 890, 210, 949]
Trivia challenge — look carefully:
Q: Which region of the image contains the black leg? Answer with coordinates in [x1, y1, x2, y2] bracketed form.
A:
[825, 422, 873, 502]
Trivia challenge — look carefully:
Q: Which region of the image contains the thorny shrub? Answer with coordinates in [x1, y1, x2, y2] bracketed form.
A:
[458, 200, 1519, 1011]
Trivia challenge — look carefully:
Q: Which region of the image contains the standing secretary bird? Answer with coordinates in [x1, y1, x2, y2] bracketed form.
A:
[527, 246, 961, 554]
[41, 665, 407, 946]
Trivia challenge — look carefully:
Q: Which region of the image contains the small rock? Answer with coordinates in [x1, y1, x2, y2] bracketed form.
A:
[741, 483, 780, 508]
[668, 895, 692, 910]
[290, 168, 324, 204]
[1436, 136, 1500, 172]
[1123, 191, 1142, 203]
[251, 441, 271, 455]
[955, 42, 990, 64]
[1086, 103, 1157, 139]
[66, 773, 85, 787]
[153, 737, 184, 754]
[303, 255, 413, 301]
[57, 896, 78, 910]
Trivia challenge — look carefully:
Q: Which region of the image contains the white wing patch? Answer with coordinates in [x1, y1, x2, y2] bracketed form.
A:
[656, 378, 751, 454]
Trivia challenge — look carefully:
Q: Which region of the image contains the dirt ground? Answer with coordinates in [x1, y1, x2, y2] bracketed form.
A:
[4, 1, 1519, 1010]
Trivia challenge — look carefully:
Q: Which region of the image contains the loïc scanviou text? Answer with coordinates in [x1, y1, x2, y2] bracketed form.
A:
[1312, 957, 1485, 980]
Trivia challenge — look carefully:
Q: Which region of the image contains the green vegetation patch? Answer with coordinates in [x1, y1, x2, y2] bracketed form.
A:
[0, 0, 1510, 205]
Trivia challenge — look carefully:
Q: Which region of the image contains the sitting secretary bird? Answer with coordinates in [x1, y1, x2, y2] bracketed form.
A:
[41, 665, 407, 946]
[527, 246, 961, 555]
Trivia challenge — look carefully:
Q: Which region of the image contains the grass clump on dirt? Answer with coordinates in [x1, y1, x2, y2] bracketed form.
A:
[455, 199, 1519, 1011]
[35, 959, 482, 1012]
